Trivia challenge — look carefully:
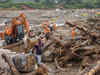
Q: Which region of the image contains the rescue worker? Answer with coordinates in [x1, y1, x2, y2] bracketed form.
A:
[42, 22, 50, 40]
[34, 36, 44, 66]
[5, 22, 12, 44]
[72, 26, 75, 40]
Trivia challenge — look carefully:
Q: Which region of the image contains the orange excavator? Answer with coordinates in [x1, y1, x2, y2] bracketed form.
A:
[0, 13, 30, 45]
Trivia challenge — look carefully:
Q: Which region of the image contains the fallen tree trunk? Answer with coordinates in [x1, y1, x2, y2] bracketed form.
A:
[55, 57, 66, 72]
[65, 21, 100, 45]
[65, 21, 90, 36]
[43, 40, 54, 53]
[2, 40, 23, 49]
[79, 61, 100, 75]
[71, 40, 89, 53]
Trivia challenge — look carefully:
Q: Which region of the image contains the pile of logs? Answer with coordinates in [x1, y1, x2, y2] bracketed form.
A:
[1, 17, 100, 75]
[42, 17, 100, 74]
[79, 61, 100, 75]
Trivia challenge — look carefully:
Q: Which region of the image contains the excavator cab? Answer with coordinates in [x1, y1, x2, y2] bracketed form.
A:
[16, 24, 24, 40]
[15, 17, 24, 41]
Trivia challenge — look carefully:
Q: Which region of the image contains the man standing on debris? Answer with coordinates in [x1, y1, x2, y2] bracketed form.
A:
[34, 36, 44, 66]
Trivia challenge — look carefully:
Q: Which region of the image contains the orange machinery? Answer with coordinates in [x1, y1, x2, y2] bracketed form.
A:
[0, 13, 30, 44]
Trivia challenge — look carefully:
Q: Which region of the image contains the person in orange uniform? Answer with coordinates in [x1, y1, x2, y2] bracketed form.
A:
[5, 25, 12, 36]
[72, 26, 75, 40]
[42, 21, 50, 40]
[5, 22, 12, 44]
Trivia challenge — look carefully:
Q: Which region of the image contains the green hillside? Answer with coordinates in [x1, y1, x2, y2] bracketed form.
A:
[0, 0, 100, 9]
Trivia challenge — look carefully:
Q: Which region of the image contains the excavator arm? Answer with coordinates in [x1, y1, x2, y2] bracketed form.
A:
[12, 13, 30, 36]
[19, 13, 30, 35]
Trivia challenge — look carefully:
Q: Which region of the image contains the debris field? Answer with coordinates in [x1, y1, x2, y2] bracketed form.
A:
[0, 9, 100, 75]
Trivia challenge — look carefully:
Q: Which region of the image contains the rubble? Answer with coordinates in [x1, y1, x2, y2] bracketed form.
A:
[0, 48, 35, 75]
[0, 49, 12, 75]
[1, 9, 100, 75]
[40, 16, 100, 75]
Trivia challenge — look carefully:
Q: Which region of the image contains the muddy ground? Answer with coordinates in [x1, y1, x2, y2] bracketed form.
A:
[0, 9, 100, 75]
[0, 9, 99, 24]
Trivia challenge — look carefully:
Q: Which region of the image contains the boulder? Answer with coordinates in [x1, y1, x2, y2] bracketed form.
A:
[0, 49, 11, 75]
[13, 53, 35, 73]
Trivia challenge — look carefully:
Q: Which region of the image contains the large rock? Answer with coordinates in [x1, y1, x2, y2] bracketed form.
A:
[13, 53, 35, 73]
[0, 48, 35, 74]
[0, 49, 11, 75]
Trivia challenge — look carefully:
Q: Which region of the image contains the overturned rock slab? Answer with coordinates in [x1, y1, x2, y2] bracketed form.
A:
[0, 48, 35, 74]
[13, 53, 35, 73]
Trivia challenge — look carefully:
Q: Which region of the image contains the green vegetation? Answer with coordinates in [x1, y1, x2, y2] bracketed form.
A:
[0, 0, 100, 9]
